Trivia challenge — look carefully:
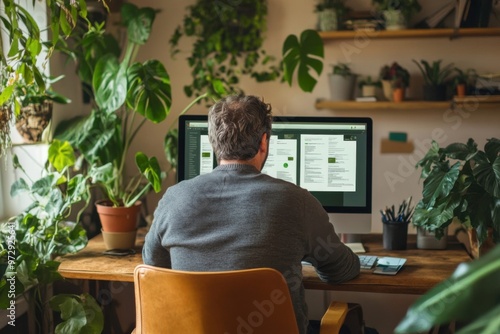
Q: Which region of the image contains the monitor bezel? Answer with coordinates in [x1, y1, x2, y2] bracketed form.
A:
[177, 115, 373, 214]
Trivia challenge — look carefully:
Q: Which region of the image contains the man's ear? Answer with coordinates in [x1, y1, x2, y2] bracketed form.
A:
[260, 133, 268, 152]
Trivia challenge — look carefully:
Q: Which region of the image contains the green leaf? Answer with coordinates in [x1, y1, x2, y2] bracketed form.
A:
[282, 29, 324, 92]
[455, 304, 500, 334]
[421, 162, 461, 207]
[48, 140, 76, 173]
[93, 54, 127, 113]
[10, 178, 30, 197]
[473, 152, 500, 198]
[484, 138, 500, 163]
[135, 153, 162, 193]
[395, 244, 500, 333]
[126, 60, 172, 123]
[121, 3, 156, 45]
[164, 128, 178, 170]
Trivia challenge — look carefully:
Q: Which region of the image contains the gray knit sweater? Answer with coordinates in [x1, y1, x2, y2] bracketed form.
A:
[143, 164, 360, 334]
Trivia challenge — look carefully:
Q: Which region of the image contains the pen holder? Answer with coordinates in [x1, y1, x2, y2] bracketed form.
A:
[382, 220, 409, 250]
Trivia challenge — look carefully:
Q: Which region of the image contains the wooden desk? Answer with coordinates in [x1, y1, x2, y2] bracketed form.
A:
[58, 231, 471, 295]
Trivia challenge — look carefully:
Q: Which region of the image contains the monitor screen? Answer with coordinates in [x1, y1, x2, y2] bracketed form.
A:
[177, 115, 373, 234]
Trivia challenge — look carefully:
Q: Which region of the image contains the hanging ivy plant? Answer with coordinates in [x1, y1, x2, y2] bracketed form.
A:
[170, 0, 281, 100]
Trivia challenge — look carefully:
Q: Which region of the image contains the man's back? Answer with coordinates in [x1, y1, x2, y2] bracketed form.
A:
[143, 163, 359, 333]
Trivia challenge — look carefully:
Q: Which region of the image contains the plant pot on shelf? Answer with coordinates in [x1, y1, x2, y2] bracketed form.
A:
[392, 87, 405, 102]
[96, 199, 142, 232]
[361, 85, 377, 97]
[101, 229, 137, 250]
[423, 85, 447, 101]
[328, 74, 356, 101]
[456, 83, 466, 97]
[15, 101, 53, 143]
[318, 9, 338, 31]
[381, 80, 394, 101]
[383, 9, 406, 30]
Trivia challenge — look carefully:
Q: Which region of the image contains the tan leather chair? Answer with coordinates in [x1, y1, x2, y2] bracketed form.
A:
[133, 264, 353, 334]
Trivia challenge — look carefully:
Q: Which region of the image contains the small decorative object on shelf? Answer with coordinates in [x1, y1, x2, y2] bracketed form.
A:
[372, 0, 422, 30]
[379, 62, 410, 101]
[452, 67, 477, 97]
[357, 76, 381, 98]
[412, 59, 455, 101]
[315, 0, 350, 31]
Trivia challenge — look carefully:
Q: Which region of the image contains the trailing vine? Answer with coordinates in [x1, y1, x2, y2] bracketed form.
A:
[170, 0, 281, 100]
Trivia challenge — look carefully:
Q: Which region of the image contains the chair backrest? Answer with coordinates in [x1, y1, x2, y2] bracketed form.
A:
[134, 264, 299, 334]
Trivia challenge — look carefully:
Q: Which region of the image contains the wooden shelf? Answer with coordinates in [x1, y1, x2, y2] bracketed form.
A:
[319, 27, 500, 40]
[315, 100, 451, 111]
[315, 97, 500, 111]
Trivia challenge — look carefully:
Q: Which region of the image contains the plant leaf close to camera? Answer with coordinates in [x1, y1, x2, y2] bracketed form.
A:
[395, 245, 500, 333]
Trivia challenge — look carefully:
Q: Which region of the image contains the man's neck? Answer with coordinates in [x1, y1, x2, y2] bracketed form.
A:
[219, 159, 260, 170]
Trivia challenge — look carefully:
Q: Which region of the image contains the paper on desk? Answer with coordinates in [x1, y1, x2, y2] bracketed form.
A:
[377, 257, 406, 266]
[345, 243, 366, 253]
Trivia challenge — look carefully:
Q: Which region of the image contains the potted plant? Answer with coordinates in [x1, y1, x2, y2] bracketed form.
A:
[412, 59, 454, 101]
[453, 67, 478, 98]
[0, 139, 104, 333]
[10, 73, 71, 143]
[413, 138, 500, 259]
[54, 3, 170, 239]
[372, 0, 422, 30]
[357, 76, 381, 97]
[379, 62, 410, 101]
[328, 62, 356, 101]
[315, 0, 350, 31]
[0, 0, 106, 157]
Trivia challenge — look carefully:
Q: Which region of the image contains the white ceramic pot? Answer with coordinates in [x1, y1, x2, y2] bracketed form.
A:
[328, 74, 356, 101]
[383, 10, 406, 30]
[361, 85, 377, 97]
[318, 9, 338, 31]
[416, 227, 447, 250]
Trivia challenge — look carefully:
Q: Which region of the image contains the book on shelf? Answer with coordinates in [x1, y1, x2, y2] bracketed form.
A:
[419, 1, 455, 28]
[356, 96, 377, 102]
[455, 0, 470, 31]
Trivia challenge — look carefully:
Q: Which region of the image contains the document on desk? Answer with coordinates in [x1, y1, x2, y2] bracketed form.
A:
[373, 257, 406, 275]
[345, 243, 366, 253]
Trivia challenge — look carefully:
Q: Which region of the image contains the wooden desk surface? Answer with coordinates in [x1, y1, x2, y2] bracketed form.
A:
[58, 231, 471, 295]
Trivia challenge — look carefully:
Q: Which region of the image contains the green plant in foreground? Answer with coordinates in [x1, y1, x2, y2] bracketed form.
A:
[0, 140, 103, 333]
[395, 244, 500, 333]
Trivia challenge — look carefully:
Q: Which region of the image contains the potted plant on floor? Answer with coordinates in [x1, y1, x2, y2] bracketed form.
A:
[54, 3, 170, 243]
[379, 62, 410, 101]
[372, 0, 422, 30]
[328, 62, 356, 101]
[0, 139, 103, 333]
[315, 0, 350, 31]
[413, 138, 500, 258]
[412, 59, 455, 101]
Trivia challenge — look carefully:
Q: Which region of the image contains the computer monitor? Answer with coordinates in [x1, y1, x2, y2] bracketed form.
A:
[177, 115, 373, 236]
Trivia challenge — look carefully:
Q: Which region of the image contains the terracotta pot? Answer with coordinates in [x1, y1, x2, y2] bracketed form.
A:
[456, 83, 466, 97]
[467, 228, 495, 259]
[96, 200, 142, 232]
[15, 101, 53, 143]
[392, 87, 405, 102]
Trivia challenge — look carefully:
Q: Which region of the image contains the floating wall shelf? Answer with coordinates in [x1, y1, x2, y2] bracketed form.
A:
[318, 27, 500, 40]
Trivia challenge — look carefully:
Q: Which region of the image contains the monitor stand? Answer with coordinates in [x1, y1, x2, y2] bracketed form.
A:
[328, 213, 372, 243]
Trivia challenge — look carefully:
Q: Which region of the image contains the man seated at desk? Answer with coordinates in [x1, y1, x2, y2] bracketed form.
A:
[143, 94, 360, 334]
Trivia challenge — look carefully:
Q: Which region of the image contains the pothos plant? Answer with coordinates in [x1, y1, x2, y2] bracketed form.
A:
[170, 0, 281, 100]
[0, 139, 103, 333]
[55, 3, 171, 208]
[0, 0, 111, 158]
